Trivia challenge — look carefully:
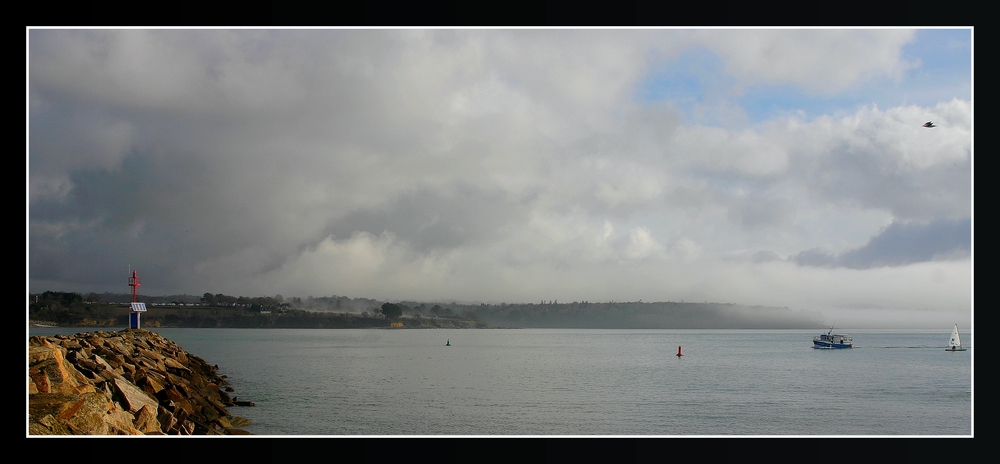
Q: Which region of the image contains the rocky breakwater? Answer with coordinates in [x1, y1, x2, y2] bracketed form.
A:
[29, 329, 252, 435]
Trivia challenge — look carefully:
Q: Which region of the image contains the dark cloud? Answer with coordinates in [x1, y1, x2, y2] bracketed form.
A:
[793, 218, 970, 269]
[838, 217, 971, 268]
[325, 185, 525, 253]
[729, 190, 795, 230]
[751, 250, 781, 263]
[791, 248, 837, 267]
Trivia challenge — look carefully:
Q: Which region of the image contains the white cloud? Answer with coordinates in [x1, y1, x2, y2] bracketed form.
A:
[623, 227, 667, 261]
[698, 29, 919, 93]
[667, 237, 703, 263]
[670, 125, 790, 176]
[261, 231, 460, 300]
[593, 162, 666, 208]
[769, 100, 971, 221]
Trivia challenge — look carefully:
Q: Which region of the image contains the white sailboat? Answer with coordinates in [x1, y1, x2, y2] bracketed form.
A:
[946, 324, 967, 352]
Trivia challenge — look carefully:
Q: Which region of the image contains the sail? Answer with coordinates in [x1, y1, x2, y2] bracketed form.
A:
[948, 324, 962, 348]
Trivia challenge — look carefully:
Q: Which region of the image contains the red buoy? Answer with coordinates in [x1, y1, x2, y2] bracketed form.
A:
[676, 346, 683, 357]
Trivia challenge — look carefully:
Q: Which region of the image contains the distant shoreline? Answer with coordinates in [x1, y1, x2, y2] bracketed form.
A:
[30, 298, 826, 330]
[27, 317, 499, 330]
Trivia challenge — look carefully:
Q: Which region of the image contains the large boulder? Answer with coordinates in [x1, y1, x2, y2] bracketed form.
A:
[29, 329, 251, 435]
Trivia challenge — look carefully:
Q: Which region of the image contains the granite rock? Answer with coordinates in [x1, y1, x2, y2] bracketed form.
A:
[29, 329, 251, 435]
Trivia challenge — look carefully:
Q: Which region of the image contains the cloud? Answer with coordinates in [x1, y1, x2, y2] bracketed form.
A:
[28, 29, 971, 327]
[792, 218, 971, 269]
[697, 29, 919, 93]
[779, 100, 971, 221]
[751, 250, 781, 263]
[670, 125, 790, 176]
[325, 185, 524, 253]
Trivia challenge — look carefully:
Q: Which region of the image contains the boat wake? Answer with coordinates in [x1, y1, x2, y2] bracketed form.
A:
[863, 345, 970, 349]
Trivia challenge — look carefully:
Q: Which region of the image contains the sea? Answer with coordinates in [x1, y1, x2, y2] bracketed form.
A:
[28, 327, 972, 436]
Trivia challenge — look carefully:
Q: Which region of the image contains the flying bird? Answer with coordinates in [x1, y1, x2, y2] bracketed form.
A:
[923, 121, 936, 128]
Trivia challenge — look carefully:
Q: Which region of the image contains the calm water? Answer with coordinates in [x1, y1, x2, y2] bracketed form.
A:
[29, 327, 972, 436]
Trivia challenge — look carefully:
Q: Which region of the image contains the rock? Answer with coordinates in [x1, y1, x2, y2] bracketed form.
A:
[28, 341, 95, 396]
[111, 377, 158, 413]
[29, 329, 251, 435]
[59, 392, 114, 434]
[133, 404, 162, 434]
[228, 416, 252, 427]
[163, 356, 190, 373]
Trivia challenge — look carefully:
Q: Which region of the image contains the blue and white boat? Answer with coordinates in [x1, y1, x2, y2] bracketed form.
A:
[813, 328, 853, 349]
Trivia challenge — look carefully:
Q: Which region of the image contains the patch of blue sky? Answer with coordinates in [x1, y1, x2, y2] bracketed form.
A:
[736, 82, 895, 122]
[635, 29, 970, 126]
[896, 28, 972, 105]
[634, 46, 738, 123]
[906, 28, 971, 75]
[635, 46, 851, 126]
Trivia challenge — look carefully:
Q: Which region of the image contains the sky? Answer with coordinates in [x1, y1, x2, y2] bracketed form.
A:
[27, 28, 972, 328]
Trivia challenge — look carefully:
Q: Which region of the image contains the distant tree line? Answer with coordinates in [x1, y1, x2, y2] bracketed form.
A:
[199, 293, 290, 311]
[33, 291, 85, 309]
[30, 291, 824, 329]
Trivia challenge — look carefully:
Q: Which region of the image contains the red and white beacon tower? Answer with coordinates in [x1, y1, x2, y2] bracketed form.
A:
[128, 270, 147, 329]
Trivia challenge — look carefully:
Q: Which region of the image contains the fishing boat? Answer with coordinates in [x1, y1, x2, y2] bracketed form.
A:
[946, 324, 967, 351]
[813, 327, 853, 349]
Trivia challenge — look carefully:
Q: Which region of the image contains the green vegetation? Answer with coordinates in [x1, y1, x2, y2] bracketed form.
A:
[380, 303, 403, 320]
[29, 291, 823, 329]
[29, 292, 495, 329]
[466, 301, 823, 329]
